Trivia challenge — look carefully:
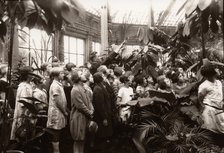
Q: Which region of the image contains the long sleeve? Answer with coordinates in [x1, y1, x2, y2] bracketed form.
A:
[93, 86, 108, 121]
[71, 88, 92, 119]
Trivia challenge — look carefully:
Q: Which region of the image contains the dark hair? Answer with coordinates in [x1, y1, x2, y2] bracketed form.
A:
[93, 72, 103, 83]
[157, 76, 168, 90]
[200, 65, 217, 77]
[107, 74, 114, 80]
[32, 77, 43, 85]
[114, 67, 123, 77]
[170, 71, 180, 83]
[71, 71, 80, 83]
[120, 75, 129, 83]
[157, 69, 164, 76]
[66, 63, 76, 71]
[134, 74, 144, 85]
[40, 62, 49, 71]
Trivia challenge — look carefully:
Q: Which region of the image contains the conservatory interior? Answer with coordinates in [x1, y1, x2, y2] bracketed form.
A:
[0, 0, 223, 153]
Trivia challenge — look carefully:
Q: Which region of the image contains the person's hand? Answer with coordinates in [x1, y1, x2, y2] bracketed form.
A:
[103, 119, 108, 126]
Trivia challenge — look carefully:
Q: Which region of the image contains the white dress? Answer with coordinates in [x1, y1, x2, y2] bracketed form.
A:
[198, 80, 224, 133]
[10, 82, 33, 140]
[117, 86, 134, 121]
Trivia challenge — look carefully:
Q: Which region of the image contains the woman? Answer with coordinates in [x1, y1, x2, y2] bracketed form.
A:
[70, 70, 94, 153]
[47, 67, 68, 152]
[117, 75, 134, 122]
[10, 66, 34, 140]
[32, 75, 48, 111]
[92, 72, 113, 141]
[198, 64, 224, 133]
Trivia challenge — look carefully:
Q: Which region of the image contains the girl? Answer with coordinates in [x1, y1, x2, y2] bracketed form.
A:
[198, 64, 224, 133]
[47, 67, 68, 152]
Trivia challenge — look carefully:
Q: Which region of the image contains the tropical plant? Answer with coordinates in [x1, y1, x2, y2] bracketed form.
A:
[126, 77, 219, 152]
[7, 97, 48, 153]
[139, 118, 212, 153]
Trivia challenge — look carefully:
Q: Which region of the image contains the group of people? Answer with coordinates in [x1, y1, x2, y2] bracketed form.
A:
[0, 51, 224, 152]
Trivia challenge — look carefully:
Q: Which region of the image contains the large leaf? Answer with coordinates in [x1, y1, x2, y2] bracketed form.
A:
[132, 134, 147, 153]
[145, 65, 158, 83]
[18, 100, 38, 115]
[178, 82, 198, 96]
[198, 0, 212, 11]
[157, 0, 176, 26]
[148, 89, 176, 105]
[21, 96, 48, 105]
[34, 0, 85, 26]
[180, 105, 202, 124]
[183, 13, 199, 36]
[185, 0, 212, 17]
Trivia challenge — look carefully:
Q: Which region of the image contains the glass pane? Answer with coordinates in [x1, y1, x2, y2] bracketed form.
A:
[30, 29, 42, 50]
[41, 34, 52, 51]
[92, 42, 95, 51]
[64, 35, 69, 51]
[46, 51, 53, 63]
[77, 55, 84, 66]
[70, 54, 77, 65]
[96, 43, 101, 55]
[18, 48, 29, 65]
[69, 37, 76, 53]
[18, 27, 29, 48]
[64, 53, 69, 63]
[77, 39, 84, 54]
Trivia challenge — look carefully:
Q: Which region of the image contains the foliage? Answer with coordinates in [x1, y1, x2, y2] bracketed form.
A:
[0, 0, 85, 40]
[7, 97, 48, 153]
[137, 27, 170, 46]
[128, 81, 221, 153]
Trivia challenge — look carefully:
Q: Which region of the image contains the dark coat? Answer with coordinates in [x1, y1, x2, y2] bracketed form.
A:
[0, 80, 15, 109]
[92, 83, 113, 138]
[103, 81, 117, 116]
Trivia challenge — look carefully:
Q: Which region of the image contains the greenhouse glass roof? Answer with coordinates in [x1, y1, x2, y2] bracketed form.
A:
[78, 0, 187, 26]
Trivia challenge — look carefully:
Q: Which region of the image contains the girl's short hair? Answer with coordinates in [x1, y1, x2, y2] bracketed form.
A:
[200, 64, 217, 77]
[71, 70, 80, 83]
[50, 67, 64, 77]
[157, 75, 167, 90]
[93, 72, 103, 83]
[65, 62, 76, 71]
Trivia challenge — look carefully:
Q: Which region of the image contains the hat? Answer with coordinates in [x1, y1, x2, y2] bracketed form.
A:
[19, 66, 38, 77]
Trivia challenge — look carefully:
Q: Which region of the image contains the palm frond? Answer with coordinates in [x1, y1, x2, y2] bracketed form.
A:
[141, 109, 159, 118]
[139, 120, 166, 141]
[154, 149, 168, 153]
[173, 144, 187, 153]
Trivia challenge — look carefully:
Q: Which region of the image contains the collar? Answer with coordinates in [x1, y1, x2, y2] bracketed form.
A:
[53, 79, 62, 86]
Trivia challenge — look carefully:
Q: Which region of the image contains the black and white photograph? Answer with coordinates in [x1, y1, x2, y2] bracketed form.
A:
[0, 0, 223, 152]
